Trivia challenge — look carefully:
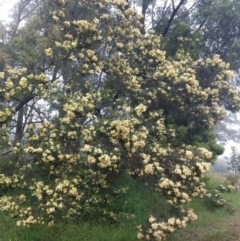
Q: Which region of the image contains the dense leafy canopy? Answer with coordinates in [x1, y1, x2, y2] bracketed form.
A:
[0, 0, 239, 240]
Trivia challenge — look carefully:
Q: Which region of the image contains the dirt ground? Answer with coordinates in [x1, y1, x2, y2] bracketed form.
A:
[230, 215, 240, 241]
[220, 212, 240, 241]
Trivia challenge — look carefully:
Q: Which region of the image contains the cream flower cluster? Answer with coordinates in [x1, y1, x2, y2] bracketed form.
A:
[137, 210, 197, 240]
[0, 0, 239, 240]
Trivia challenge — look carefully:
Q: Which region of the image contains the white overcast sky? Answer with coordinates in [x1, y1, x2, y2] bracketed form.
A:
[0, 0, 17, 22]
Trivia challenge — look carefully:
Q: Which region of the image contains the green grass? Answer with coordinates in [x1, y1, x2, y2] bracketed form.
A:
[0, 219, 136, 241]
[0, 177, 163, 241]
[0, 206, 139, 241]
[1, 173, 240, 241]
[165, 197, 240, 241]
[166, 173, 240, 241]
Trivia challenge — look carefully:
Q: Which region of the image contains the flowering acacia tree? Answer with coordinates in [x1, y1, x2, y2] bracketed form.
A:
[0, 0, 240, 240]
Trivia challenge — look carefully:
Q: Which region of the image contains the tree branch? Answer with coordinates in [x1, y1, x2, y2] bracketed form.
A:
[14, 88, 35, 113]
[162, 0, 185, 36]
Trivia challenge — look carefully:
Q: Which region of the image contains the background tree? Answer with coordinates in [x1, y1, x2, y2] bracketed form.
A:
[151, 0, 240, 71]
[228, 146, 240, 174]
[193, 0, 240, 71]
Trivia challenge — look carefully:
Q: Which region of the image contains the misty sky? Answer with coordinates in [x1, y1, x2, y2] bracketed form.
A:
[0, 0, 17, 21]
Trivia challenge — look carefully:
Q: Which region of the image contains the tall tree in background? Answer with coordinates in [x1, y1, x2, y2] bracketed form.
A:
[0, 0, 49, 146]
[193, 0, 240, 71]
[152, 0, 240, 71]
[228, 146, 240, 174]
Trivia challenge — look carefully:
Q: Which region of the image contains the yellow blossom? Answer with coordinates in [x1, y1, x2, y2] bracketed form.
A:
[134, 104, 147, 116]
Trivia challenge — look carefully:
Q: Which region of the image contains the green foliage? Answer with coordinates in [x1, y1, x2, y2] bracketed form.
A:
[154, 0, 240, 71]
[0, 176, 174, 241]
[201, 174, 235, 211]
[226, 173, 239, 186]
[193, 0, 240, 70]
[156, 19, 204, 60]
[227, 146, 240, 173]
[218, 184, 233, 193]
[0, 174, 239, 241]
[204, 189, 227, 210]
[0, 0, 240, 241]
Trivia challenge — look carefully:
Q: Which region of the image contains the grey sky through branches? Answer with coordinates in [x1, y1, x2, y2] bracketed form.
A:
[0, 0, 17, 21]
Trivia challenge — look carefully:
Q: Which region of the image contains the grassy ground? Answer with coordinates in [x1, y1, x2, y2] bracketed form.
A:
[166, 173, 240, 241]
[0, 173, 240, 241]
[166, 192, 240, 241]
